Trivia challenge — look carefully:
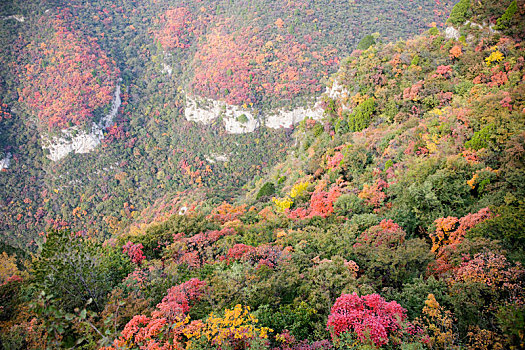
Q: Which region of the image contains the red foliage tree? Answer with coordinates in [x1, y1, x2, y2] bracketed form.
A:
[122, 241, 145, 266]
[429, 208, 493, 276]
[171, 227, 237, 269]
[430, 207, 492, 253]
[104, 279, 207, 350]
[326, 151, 344, 169]
[0, 102, 11, 122]
[226, 243, 290, 269]
[191, 22, 338, 106]
[288, 183, 342, 219]
[452, 252, 525, 294]
[354, 219, 406, 248]
[155, 278, 207, 319]
[227, 243, 255, 261]
[358, 178, 388, 208]
[327, 293, 407, 347]
[432, 65, 453, 79]
[209, 202, 247, 224]
[403, 81, 424, 101]
[19, 12, 119, 131]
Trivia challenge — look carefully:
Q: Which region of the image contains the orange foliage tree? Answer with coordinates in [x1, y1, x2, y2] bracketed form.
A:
[430, 207, 492, 253]
[429, 208, 493, 276]
[153, 7, 195, 50]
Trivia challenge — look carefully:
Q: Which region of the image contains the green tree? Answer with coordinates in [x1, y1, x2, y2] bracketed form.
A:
[447, 0, 471, 25]
[348, 97, 375, 132]
[256, 182, 275, 199]
[356, 34, 375, 51]
[465, 123, 495, 150]
[495, 0, 517, 30]
[34, 230, 131, 312]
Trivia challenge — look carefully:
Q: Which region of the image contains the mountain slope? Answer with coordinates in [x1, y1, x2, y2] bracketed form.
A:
[0, 0, 458, 250]
[2, 1, 523, 348]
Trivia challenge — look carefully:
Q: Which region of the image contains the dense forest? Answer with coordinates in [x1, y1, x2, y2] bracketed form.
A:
[1, 0, 525, 349]
[0, 0, 458, 251]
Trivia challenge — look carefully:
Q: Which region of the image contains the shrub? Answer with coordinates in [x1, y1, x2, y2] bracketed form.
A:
[237, 113, 249, 123]
[392, 276, 450, 320]
[447, 0, 471, 25]
[467, 204, 525, 260]
[356, 34, 375, 51]
[497, 303, 525, 348]
[257, 182, 276, 199]
[188, 304, 272, 349]
[327, 293, 407, 347]
[256, 302, 318, 341]
[495, 0, 517, 30]
[334, 193, 365, 217]
[454, 81, 474, 96]
[427, 27, 440, 36]
[465, 123, 495, 150]
[348, 98, 375, 132]
[34, 230, 131, 312]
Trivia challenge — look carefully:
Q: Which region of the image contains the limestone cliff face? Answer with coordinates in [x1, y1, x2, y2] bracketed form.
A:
[264, 107, 323, 129]
[42, 85, 121, 162]
[184, 94, 326, 133]
[0, 152, 12, 171]
[40, 77, 338, 162]
[324, 79, 351, 111]
[3, 15, 25, 23]
[444, 21, 497, 41]
[184, 95, 259, 133]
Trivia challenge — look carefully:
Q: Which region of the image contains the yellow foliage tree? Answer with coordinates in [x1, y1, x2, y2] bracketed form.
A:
[418, 294, 458, 349]
[272, 197, 293, 212]
[186, 304, 272, 348]
[485, 50, 504, 66]
[289, 181, 310, 199]
[0, 252, 22, 284]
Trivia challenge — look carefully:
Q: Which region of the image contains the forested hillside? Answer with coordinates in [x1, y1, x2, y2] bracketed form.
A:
[2, 0, 525, 349]
[0, 0, 456, 250]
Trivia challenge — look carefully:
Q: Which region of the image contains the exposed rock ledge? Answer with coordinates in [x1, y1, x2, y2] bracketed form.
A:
[205, 153, 229, 163]
[445, 21, 497, 41]
[265, 107, 323, 129]
[3, 15, 25, 23]
[184, 96, 259, 134]
[162, 63, 173, 76]
[444, 26, 460, 40]
[0, 152, 12, 171]
[42, 85, 121, 162]
[184, 95, 324, 133]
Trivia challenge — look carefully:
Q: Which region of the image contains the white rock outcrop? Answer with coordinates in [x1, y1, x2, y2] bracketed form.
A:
[464, 21, 497, 33]
[265, 106, 323, 129]
[184, 96, 222, 125]
[4, 15, 25, 23]
[184, 95, 259, 134]
[0, 152, 12, 171]
[184, 94, 327, 133]
[205, 153, 229, 163]
[183, 76, 359, 133]
[325, 79, 351, 111]
[445, 26, 460, 40]
[43, 85, 121, 161]
[162, 63, 173, 76]
[223, 109, 258, 134]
